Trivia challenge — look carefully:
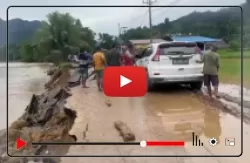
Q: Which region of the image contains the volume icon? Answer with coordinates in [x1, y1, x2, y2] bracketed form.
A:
[192, 132, 203, 146]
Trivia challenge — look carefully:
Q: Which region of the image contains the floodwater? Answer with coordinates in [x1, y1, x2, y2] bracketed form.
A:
[0, 62, 50, 129]
[0, 62, 249, 163]
[62, 82, 250, 163]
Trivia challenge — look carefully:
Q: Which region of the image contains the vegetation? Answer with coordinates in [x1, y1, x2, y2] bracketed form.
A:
[98, 33, 119, 50]
[0, 46, 6, 61]
[0, 2, 249, 87]
[217, 48, 250, 87]
[218, 49, 250, 58]
[121, 1, 250, 49]
[219, 58, 250, 87]
[0, 18, 41, 48]
[0, 14, 119, 63]
[20, 12, 97, 64]
[0, 0, 250, 65]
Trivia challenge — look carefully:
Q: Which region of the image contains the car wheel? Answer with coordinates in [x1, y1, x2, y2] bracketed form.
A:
[190, 81, 203, 91]
[147, 75, 154, 92]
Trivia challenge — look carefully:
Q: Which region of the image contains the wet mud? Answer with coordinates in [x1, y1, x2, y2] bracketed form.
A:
[61, 82, 250, 163]
[2, 63, 249, 163]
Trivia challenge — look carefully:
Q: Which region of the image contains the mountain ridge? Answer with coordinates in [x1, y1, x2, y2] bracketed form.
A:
[1, 1, 249, 47]
[0, 18, 41, 47]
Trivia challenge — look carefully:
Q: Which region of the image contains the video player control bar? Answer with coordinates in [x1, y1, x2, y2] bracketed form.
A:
[16, 138, 185, 150]
[32, 141, 185, 147]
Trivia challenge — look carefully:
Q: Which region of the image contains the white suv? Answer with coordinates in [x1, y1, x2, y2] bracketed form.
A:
[135, 41, 203, 91]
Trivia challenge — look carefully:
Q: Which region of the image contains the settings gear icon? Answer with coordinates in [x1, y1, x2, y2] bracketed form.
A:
[209, 138, 217, 146]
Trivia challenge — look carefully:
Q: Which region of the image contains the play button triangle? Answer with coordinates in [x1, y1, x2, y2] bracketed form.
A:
[120, 75, 132, 87]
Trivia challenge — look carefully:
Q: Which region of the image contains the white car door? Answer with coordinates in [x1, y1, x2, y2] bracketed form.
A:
[135, 57, 142, 67]
[135, 48, 146, 66]
[140, 46, 153, 68]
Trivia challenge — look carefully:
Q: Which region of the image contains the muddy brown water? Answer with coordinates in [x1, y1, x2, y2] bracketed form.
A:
[0, 63, 249, 163]
[0, 62, 51, 129]
[63, 83, 250, 163]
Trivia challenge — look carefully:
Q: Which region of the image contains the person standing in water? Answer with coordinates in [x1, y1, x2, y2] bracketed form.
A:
[197, 45, 220, 98]
[93, 46, 106, 91]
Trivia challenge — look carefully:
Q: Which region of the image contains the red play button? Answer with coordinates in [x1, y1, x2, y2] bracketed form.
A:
[103, 66, 147, 97]
[16, 138, 27, 150]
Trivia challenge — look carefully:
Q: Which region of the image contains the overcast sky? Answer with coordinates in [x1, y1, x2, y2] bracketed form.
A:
[0, 0, 245, 35]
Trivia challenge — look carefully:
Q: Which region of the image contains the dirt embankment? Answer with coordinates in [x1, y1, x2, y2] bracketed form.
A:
[0, 66, 81, 163]
[1, 64, 249, 162]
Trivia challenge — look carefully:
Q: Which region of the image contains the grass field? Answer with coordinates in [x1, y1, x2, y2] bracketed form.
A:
[218, 49, 250, 58]
[218, 49, 250, 88]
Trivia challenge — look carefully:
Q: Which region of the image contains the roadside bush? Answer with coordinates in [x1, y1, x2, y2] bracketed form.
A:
[229, 40, 240, 51]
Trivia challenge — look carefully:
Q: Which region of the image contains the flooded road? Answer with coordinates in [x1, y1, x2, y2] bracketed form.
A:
[63, 81, 250, 163]
[0, 62, 249, 163]
[0, 62, 50, 129]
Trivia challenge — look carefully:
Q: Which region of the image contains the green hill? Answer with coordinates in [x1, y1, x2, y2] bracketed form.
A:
[0, 18, 41, 60]
[1, 1, 250, 61]
[0, 18, 41, 47]
[122, 1, 250, 44]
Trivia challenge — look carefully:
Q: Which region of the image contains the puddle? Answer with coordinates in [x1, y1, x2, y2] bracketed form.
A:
[62, 83, 249, 163]
[3, 63, 249, 163]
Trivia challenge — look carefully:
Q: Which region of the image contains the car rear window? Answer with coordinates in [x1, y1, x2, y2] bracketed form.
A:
[159, 43, 198, 55]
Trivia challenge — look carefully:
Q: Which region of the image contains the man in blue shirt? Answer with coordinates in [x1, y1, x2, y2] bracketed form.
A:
[84, 51, 93, 67]
[77, 49, 92, 88]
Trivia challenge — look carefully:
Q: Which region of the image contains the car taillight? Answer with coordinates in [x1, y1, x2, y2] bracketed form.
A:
[151, 48, 160, 61]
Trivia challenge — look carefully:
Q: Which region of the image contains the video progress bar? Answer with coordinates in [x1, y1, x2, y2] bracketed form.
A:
[32, 142, 140, 145]
[32, 141, 185, 147]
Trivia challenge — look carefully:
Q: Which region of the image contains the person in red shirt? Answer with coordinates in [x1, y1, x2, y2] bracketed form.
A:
[122, 43, 135, 66]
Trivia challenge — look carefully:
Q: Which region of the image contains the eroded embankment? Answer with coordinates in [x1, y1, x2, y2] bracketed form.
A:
[1, 65, 249, 162]
[0, 66, 81, 163]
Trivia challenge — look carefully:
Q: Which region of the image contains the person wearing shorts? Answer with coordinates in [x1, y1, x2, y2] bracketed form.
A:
[197, 45, 220, 98]
[93, 46, 106, 91]
[77, 50, 91, 88]
[79, 68, 88, 82]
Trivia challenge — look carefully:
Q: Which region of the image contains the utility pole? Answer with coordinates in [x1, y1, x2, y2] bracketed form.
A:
[143, 0, 157, 43]
[118, 23, 121, 47]
[118, 24, 127, 37]
[118, 26, 128, 46]
[121, 27, 128, 35]
[118, 23, 121, 37]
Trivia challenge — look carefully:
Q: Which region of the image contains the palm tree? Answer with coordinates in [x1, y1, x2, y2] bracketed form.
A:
[31, 11, 95, 64]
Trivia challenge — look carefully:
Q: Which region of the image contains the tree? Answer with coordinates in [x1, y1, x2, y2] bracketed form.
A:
[20, 11, 95, 64]
[0, 46, 6, 61]
[122, 4, 245, 42]
[20, 44, 35, 62]
[98, 33, 117, 49]
[8, 44, 21, 61]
